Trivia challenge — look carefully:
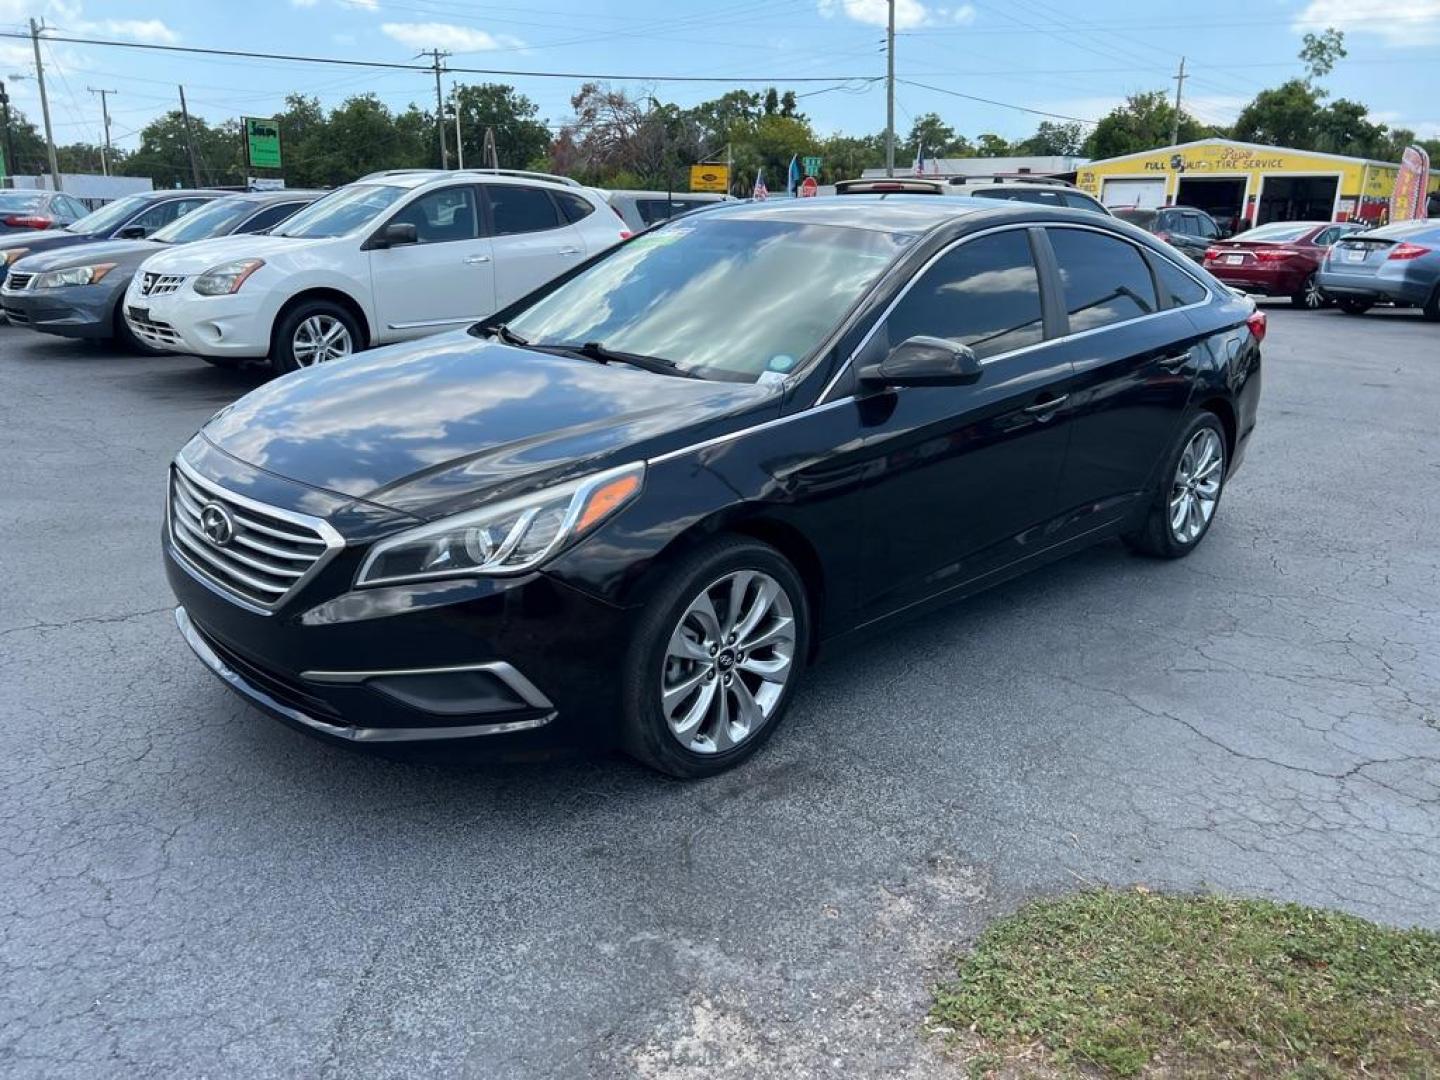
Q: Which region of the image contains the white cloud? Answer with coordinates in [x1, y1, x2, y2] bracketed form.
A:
[76, 18, 180, 44]
[818, 0, 931, 30]
[1292, 0, 1440, 46]
[380, 21, 523, 51]
[345, 0, 380, 10]
[290, 0, 320, 6]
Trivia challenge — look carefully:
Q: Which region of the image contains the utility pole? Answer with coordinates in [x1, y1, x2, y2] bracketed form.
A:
[419, 49, 451, 169]
[30, 19, 61, 192]
[884, 0, 896, 177]
[452, 83, 464, 169]
[87, 86, 117, 176]
[0, 80, 18, 188]
[178, 85, 202, 187]
[1169, 56, 1187, 147]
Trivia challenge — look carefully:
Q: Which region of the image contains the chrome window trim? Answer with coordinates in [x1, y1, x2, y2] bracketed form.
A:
[176, 608, 553, 740]
[818, 220, 1215, 404]
[302, 660, 555, 712]
[169, 455, 346, 616]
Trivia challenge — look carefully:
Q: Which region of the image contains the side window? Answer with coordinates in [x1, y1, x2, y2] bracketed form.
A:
[884, 230, 1045, 361]
[554, 191, 596, 224]
[1061, 192, 1101, 212]
[388, 187, 478, 244]
[130, 198, 207, 232]
[236, 202, 306, 234]
[637, 198, 679, 224]
[1048, 228, 1159, 331]
[59, 195, 87, 219]
[1194, 215, 1219, 239]
[1153, 256, 1209, 307]
[488, 184, 562, 236]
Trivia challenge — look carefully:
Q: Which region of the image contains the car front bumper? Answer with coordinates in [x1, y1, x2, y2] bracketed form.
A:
[123, 287, 273, 357]
[0, 281, 119, 338]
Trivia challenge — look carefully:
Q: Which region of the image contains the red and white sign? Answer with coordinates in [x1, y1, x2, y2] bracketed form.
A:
[1391, 146, 1431, 222]
[798, 176, 818, 198]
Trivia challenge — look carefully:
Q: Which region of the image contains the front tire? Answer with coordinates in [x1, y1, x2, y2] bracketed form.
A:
[620, 537, 810, 778]
[271, 300, 360, 374]
[1337, 298, 1373, 316]
[113, 305, 163, 355]
[1124, 412, 1227, 559]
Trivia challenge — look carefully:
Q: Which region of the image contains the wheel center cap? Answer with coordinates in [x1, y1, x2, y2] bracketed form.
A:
[716, 650, 736, 671]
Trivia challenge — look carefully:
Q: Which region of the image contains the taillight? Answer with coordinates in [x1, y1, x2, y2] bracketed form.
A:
[1246, 309, 1267, 343]
[1253, 248, 1299, 262]
[1387, 242, 1431, 261]
[1203, 247, 1221, 261]
[3, 214, 53, 229]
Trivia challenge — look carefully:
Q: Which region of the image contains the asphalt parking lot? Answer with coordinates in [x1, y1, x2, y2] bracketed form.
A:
[2, 306, 1438, 1079]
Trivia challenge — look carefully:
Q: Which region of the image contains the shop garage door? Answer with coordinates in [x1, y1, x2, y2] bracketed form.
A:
[1102, 178, 1166, 209]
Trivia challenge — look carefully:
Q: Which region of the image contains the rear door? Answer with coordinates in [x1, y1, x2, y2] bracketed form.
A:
[849, 227, 1077, 622]
[482, 184, 587, 308]
[1040, 226, 1203, 537]
[368, 183, 496, 340]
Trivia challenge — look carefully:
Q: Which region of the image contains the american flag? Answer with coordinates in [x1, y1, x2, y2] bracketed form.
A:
[913, 143, 925, 176]
[753, 168, 768, 200]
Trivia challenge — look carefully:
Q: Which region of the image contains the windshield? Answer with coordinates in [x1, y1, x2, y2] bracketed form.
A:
[501, 216, 910, 382]
[0, 192, 45, 212]
[1113, 208, 1157, 228]
[66, 193, 150, 235]
[151, 198, 256, 243]
[1232, 223, 1312, 243]
[272, 184, 405, 238]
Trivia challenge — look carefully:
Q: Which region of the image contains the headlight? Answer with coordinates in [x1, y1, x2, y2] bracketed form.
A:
[33, 263, 116, 289]
[193, 258, 264, 296]
[2, 249, 30, 266]
[355, 462, 645, 587]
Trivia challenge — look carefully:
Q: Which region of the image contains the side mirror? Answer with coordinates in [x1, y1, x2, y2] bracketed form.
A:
[859, 336, 983, 389]
[374, 222, 418, 248]
[117, 225, 147, 239]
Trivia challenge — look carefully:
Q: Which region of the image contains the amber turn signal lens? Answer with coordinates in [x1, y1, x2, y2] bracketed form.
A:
[576, 472, 641, 533]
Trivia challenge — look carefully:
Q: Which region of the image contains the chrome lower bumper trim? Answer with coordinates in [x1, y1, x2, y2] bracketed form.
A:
[174, 607, 555, 741]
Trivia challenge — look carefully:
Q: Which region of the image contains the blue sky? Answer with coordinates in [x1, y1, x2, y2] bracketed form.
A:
[1, 0, 1437, 160]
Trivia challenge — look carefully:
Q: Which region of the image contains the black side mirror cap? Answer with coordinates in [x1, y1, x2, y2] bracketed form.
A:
[116, 225, 147, 239]
[372, 222, 418, 249]
[859, 335, 983, 389]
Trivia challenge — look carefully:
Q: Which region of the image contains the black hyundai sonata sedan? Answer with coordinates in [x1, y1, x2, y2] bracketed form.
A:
[165, 196, 1262, 777]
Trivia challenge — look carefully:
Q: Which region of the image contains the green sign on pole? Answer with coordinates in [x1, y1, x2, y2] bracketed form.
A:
[802, 155, 822, 177]
[244, 117, 282, 170]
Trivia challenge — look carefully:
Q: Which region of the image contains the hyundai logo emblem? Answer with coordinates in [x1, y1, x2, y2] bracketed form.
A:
[199, 502, 235, 547]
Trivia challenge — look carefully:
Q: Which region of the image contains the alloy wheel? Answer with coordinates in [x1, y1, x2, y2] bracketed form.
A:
[660, 569, 796, 754]
[1169, 427, 1224, 544]
[292, 314, 353, 367]
[1302, 275, 1324, 309]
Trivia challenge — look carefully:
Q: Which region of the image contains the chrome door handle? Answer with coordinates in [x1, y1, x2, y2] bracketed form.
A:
[556, 246, 581, 256]
[463, 255, 491, 265]
[1023, 394, 1068, 419]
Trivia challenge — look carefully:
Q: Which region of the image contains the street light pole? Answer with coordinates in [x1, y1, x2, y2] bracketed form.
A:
[885, 0, 896, 177]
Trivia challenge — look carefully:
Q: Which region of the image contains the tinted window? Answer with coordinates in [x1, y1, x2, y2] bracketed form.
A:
[1153, 256, 1208, 307]
[1236, 222, 1312, 243]
[1048, 228, 1158, 331]
[389, 187, 477, 243]
[885, 229, 1045, 360]
[973, 187, 1068, 208]
[1191, 214, 1219, 239]
[1162, 212, 1191, 236]
[504, 217, 908, 382]
[58, 195, 88, 218]
[236, 201, 308, 234]
[151, 198, 255, 243]
[488, 185, 561, 235]
[130, 198, 209, 232]
[66, 193, 151, 235]
[1114, 208, 1157, 229]
[274, 183, 405, 239]
[554, 191, 595, 224]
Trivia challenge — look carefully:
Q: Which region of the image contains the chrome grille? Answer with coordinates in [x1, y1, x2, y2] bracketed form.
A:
[168, 462, 342, 611]
[140, 271, 185, 296]
[127, 310, 183, 348]
[5, 271, 33, 291]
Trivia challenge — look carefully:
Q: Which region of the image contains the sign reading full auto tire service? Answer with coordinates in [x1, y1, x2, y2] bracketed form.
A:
[244, 118, 282, 170]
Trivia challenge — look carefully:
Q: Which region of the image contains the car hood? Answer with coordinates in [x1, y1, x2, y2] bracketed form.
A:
[138, 233, 315, 274]
[11, 238, 162, 273]
[0, 230, 94, 257]
[201, 331, 777, 519]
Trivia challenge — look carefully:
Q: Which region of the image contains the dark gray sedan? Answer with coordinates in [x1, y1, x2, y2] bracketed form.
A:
[1, 190, 321, 349]
[0, 189, 90, 234]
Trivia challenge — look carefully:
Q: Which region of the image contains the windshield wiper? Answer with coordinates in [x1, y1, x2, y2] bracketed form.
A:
[545, 340, 699, 379]
[482, 322, 531, 348]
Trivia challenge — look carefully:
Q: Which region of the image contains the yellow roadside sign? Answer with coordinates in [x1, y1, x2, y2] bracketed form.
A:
[689, 164, 730, 193]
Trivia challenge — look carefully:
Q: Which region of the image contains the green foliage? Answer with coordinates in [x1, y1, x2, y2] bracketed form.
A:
[124, 111, 247, 188]
[1300, 28, 1347, 81]
[931, 889, 1440, 1078]
[1082, 91, 1210, 159]
[1015, 121, 1085, 157]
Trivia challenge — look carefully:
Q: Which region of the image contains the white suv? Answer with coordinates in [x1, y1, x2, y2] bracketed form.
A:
[123, 170, 628, 371]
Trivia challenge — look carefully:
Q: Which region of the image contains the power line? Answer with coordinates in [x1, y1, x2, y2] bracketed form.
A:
[896, 79, 1100, 125]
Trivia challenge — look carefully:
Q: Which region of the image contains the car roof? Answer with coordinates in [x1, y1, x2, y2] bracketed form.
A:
[696, 193, 1104, 235]
[609, 190, 726, 201]
[227, 189, 326, 204]
[1364, 219, 1440, 238]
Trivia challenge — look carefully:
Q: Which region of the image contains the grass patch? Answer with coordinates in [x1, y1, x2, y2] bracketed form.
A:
[930, 889, 1440, 1078]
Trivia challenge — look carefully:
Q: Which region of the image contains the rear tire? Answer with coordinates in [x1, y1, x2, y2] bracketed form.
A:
[270, 300, 361, 375]
[1124, 411, 1227, 559]
[1337, 298, 1373, 316]
[620, 537, 810, 778]
[1290, 273, 1324, 310]
[1423, 286, 1440, 323]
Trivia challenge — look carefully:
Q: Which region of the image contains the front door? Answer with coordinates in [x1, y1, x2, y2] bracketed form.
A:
[1039, 226, 1200, 538]
[848, 227, 1077, 623]
[368, 184, 496, 342]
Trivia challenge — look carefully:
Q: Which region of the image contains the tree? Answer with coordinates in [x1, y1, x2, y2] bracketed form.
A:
[817, 132, 885, 181]
[1232, 79, 1325, 150]
[1015, 121, 1084, 156]
[452, 83, 551, 171]
[1082, 91, 1208, 158]
[1300, 28, 1346, 81]
[1, 107, 50, 177]
[906, 112, 955, 156]
[975, 132, 1013, 156]
[125, 111, 245, 188]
